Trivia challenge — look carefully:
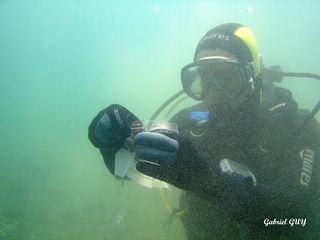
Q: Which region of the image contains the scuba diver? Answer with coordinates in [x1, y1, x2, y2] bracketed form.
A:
[88, 23, 320, 239]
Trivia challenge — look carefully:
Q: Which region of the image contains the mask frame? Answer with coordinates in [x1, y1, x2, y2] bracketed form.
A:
[181, 56, 255, 101]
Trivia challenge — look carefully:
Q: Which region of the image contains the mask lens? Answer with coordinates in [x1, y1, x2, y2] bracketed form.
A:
[181, 59, 248, 100]
[181, 65, 204, 100]
[202, 63, 244, 98]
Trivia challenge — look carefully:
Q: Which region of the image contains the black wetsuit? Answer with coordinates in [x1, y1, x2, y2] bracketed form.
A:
[170, 86, 320, 239]
[90, 86, 320, 239]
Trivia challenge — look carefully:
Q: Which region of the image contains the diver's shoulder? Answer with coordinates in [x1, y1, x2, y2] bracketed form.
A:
[296, 109, 320, 132]
[263, 85, 295, 106]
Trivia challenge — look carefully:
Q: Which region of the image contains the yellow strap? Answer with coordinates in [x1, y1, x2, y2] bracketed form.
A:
[234, 26, 261, 76]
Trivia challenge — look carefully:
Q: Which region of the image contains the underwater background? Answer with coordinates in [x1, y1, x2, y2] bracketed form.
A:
[1, 1, 319, 239]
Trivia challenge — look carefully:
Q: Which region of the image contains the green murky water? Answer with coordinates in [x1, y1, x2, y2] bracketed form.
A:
[0, 1, 319, 239]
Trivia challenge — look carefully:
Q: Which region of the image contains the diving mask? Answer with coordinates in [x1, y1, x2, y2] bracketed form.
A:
[181, 56, 255, 100]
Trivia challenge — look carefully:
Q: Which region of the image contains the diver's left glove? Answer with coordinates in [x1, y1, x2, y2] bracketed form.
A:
[88, 104, 140, 174]
[135, 132, 211, 190]
[134, 132, 256, 196]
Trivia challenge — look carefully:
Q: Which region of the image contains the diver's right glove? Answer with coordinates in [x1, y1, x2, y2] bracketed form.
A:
[88, 104, 140, 173]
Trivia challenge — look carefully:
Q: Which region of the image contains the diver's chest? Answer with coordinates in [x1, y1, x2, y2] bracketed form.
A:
[191, 132, 257, 165]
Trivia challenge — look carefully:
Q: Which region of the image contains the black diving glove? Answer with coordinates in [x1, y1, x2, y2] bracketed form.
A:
[135, 131, 212, 191]
[88, 104, 140, 173]
[135, 130, 257, 197]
